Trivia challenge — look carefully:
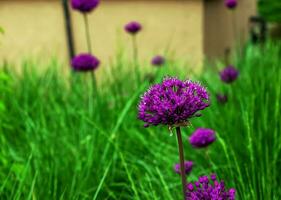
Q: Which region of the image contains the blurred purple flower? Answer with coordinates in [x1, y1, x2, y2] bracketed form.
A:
[138, 77, 209, 127]
[71, 53, 100, 72]
[174, 161, 193, 175]
[151, 55, 165, 66]
[220, 65, 239, 83]
[189, 128, 216, 148]
[124, 21, 142, 35]
[225, 0, 237, 9]
[71, 0, 99, 13]
[186, 174, 236, 200]
[216, 93, 228, 104]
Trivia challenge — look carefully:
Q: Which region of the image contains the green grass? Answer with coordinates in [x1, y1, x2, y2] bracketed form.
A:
[0, 42, 281, 199]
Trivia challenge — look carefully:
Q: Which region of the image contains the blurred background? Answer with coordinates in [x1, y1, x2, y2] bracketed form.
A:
[0, 0, 263, 68]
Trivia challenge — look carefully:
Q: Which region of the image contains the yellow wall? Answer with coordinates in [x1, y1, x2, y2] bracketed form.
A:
[0, 0, 204, 69]
[0, 0, 68, 69]
[72, 0, 204, 67]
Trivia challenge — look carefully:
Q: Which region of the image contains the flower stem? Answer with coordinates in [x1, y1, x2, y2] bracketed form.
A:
[176, 127, 187, 200]
[132, 35, 140, 83]
[83, 13, 92, 54]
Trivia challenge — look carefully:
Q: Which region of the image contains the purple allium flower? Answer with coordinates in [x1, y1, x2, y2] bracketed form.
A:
[189, 128, 216, 148]
[225, 0, 237, 9]
[151, 55, 165, 66]
[174, 161, 193, 175]
[138, 77, 209, 127]
[186, 174, 236, 200]
[71, 0, 100, 13]
[219, 66, 239, 84]
[216, 93, 228, 104]
[71, 53, 100, 72]
[124, 21, 142, 35]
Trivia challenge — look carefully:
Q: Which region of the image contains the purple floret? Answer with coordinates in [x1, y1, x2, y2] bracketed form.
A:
[189, 128, 216, 148]
[71, 0, 99, 13]
[151, 55, 165, 66]
[124, 21, 142, 34]
[138, 77, 209, 127]
[174, 161, 193, 175]
[186, 174, 236, 200]
[219, 65, 239, 84]
[71, 53, 100, 72]
[225, 0, 237, 9]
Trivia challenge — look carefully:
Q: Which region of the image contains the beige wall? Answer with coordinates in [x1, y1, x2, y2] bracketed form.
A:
[0, 0, 68, 69]
[0, 0, 204, 69]
[72, 0, 204, 67]
[203, 0, 257, 61]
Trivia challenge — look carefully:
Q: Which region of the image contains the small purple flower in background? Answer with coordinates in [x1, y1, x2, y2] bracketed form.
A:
[124, 21, 142, 35]
[174, 161, 193, 175]
[71, 0, 100, 13]
[71, 53, 100, 72]
[216, 93, 228, 104]
[186, 174, 236, 200]
[189, 128, 216, 148]
[138, 77, 209, 127]
[151, 55, 165, 67]
[225, 0, 237, 9]
[220, 65, 239, 84]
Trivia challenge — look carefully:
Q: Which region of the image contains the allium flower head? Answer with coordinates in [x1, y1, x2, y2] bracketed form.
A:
[186, 174, 236, 200]
[220, 66, 239, 83]
[174, 161, 193, 175]
[225, 0, 237, 9]
[216, 93, 228, 104]
[151, 55, 165, 66]
[71, 0, 100, 13]
[71, 53, 100, 72]
[189, 128, 216, 148]
[124, 21, 142, 35]
[138, 77, 209, 127]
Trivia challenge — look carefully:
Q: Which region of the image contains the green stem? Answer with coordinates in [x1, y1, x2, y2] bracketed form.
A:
[132, 35, 140, 83]
[83, 14, 92, 54]
[176, 127, 187, 200]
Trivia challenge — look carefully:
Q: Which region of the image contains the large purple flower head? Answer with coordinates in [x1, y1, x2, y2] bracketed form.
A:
[138, 77, 210, 127]
[124, 21, 142, 35]
[71, 0, 100, 13]
[71, 53, 100, 72]
[220, 66, 239, 84]
[216, 93, 228, 104]
[189, 128, 216, 148]
[174, 161, 193, 175]
[186, 174, 236, 200]
[225, 0, 237, 9]
[151, 55, 165, 67]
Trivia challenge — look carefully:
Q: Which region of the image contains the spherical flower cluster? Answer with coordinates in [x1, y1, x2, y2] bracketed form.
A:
[225, 0, 237, 9]
[71, 0, 100, 13]
[216, 93, 228, 104]
[151, 55, 165, 66]
[138, 77, 209, 127]
[71, 53, 100, 72]
[124, 21, 142, 35]
[174, 161, 193, 175]
[186, 174, 236, 200]
[189, 128, 216, 148]
[219, 66, 239, 84]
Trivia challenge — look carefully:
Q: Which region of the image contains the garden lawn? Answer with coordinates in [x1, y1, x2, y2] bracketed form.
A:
[0, 42, 280, 199]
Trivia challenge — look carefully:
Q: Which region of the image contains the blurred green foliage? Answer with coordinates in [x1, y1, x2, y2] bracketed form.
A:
[0, 42, 280, 199]
[258, 0, 281, 22]
[0, 26, 4, 34]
